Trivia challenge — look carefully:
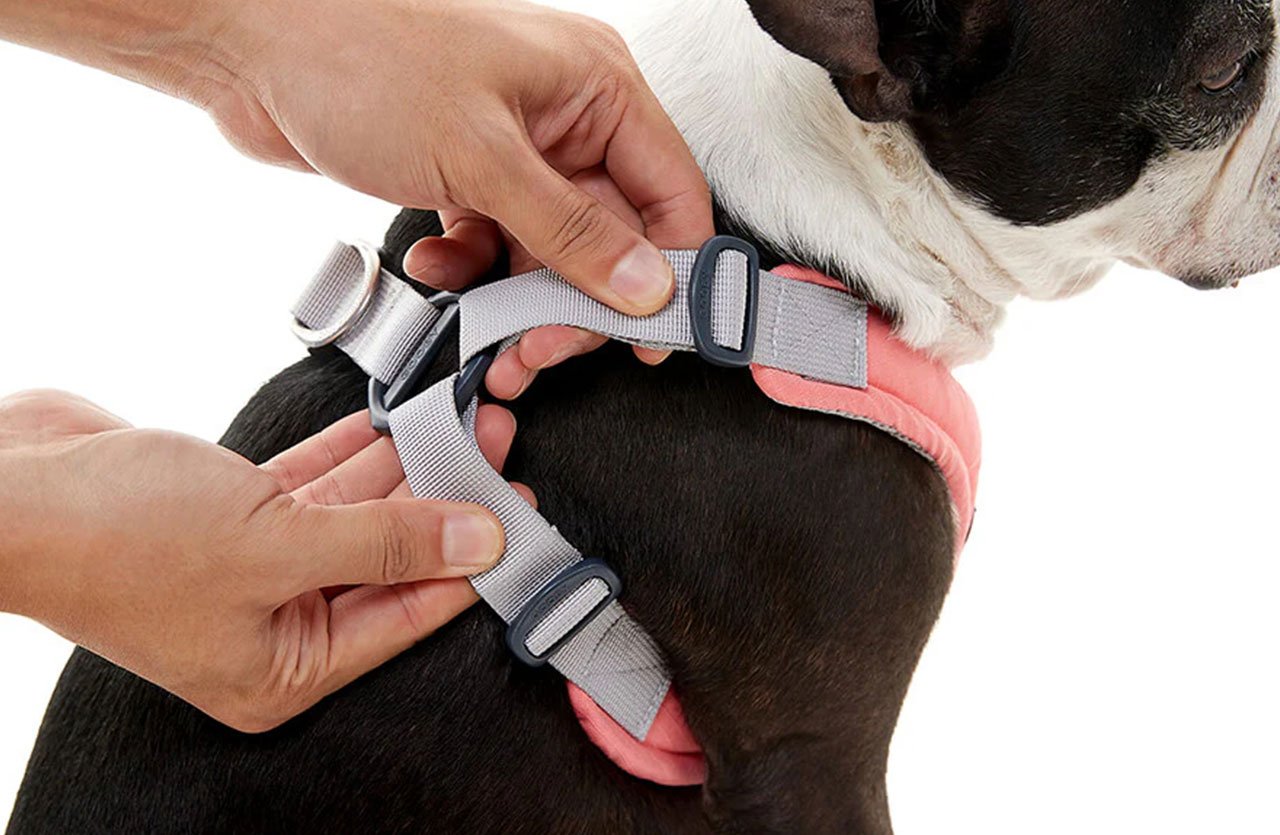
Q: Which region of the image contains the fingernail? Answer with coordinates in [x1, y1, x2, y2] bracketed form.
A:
[442, 511, 504, 568]
[609, 245, 673, 311]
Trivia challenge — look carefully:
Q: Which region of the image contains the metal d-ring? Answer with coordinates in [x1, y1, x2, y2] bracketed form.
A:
[290, 240, 382, 348]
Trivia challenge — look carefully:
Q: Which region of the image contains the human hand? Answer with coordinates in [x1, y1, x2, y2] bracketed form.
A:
[202, 0, 713, 318]
[416, 167, 667, 399]
[0, 390, 527, 732]
[204, 0, 716, 302]
[2, 0, 714, 397]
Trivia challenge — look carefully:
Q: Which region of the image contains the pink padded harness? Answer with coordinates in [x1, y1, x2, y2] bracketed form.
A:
[569, 265, 982, 786]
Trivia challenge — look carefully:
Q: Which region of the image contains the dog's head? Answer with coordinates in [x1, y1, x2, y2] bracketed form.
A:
[747, 0, 1280, 289]
[632, 0, 1280, 359]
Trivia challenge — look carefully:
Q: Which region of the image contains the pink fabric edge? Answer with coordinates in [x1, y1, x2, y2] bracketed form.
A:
[568, 264, 982, 788]
[569, 685, 708, 787]
[765, 265, 981, 546]
[751, 366, 976, 554]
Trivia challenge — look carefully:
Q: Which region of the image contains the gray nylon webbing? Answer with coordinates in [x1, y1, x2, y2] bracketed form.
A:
[458, 249, 868, 388]
[292, 242, 442, 383]
[290, 240, 873, 740]
[389, 380, 671, 737]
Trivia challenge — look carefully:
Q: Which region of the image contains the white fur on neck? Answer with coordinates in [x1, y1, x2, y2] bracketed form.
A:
[627, 0, 1119, 366]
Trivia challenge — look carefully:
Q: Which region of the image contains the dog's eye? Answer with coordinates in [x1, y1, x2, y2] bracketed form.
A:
[1201, 60, 1246, 94]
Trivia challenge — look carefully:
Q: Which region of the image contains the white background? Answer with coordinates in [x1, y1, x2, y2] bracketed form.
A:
[2, 2, 1278, 832]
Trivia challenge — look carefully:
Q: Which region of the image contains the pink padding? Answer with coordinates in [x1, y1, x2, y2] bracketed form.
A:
[570, 264, 982, 787]
[753, 265, 981, 551]
[569, 686, 707, 786]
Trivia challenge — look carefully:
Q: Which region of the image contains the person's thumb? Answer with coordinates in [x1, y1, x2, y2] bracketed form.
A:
[278, 498, 505, 594]
[477, 147, 675, 315]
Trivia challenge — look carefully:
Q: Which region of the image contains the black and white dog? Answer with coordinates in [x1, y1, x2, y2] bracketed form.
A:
[9, 0, 1278, 832]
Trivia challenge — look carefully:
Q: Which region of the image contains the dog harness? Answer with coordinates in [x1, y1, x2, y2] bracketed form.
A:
[291, 237, 981, 787]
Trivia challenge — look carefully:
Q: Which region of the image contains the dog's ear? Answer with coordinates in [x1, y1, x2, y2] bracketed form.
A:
[743, 0, 910, 121]
[744, 0, 1011, 122]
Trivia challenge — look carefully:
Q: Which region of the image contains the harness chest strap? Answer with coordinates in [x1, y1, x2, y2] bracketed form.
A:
[291, 238, 980, 769]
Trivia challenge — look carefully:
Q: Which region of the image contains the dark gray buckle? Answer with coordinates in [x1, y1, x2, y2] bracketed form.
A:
[368, 289, 500, 433]
[452, 347, 496, 413]
[689, 236, 760, 368]
[505, 559, 622, 667]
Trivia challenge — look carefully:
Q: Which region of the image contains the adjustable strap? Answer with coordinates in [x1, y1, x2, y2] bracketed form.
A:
[293, 240, 870, 389]
[390, 382, 671, 737]
[289, 237, 870, 740]
[457, 244, 868, 387]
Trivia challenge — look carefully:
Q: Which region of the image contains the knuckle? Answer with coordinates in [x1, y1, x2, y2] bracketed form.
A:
[215, 699, 285, 735]
[0, 388, 76, 417]
[549, 191, 611, 261]
[303, 474, 347, 507]
[391, 583, 431, 638]
[592, 26, 639, 79]
[237, 494, 295, 561]
[558, 14, 634, 81]
[583, 18, 627, 54]
[0, 388, 127, 436]
[223, 670, 319, 734]
[375, 510, 420, 584]
[639, 183, 715, 239]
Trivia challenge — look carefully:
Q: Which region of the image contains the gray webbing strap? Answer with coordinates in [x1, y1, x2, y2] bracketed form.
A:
[289, 240, 871, 740]
[389, 382, 671, 737]
[457, 250, 868, 388]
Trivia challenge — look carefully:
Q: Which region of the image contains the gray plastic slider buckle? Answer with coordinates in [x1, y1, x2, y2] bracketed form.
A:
[505, 559, 623, 667]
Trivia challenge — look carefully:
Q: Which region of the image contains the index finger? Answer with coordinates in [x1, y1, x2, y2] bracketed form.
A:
[605, 88, 715, 249]
[260, 411, 381, 493]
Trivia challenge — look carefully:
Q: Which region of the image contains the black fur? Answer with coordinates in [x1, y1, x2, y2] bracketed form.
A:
[911, 0, 1274, 224]
[7, 210, 955, 834]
